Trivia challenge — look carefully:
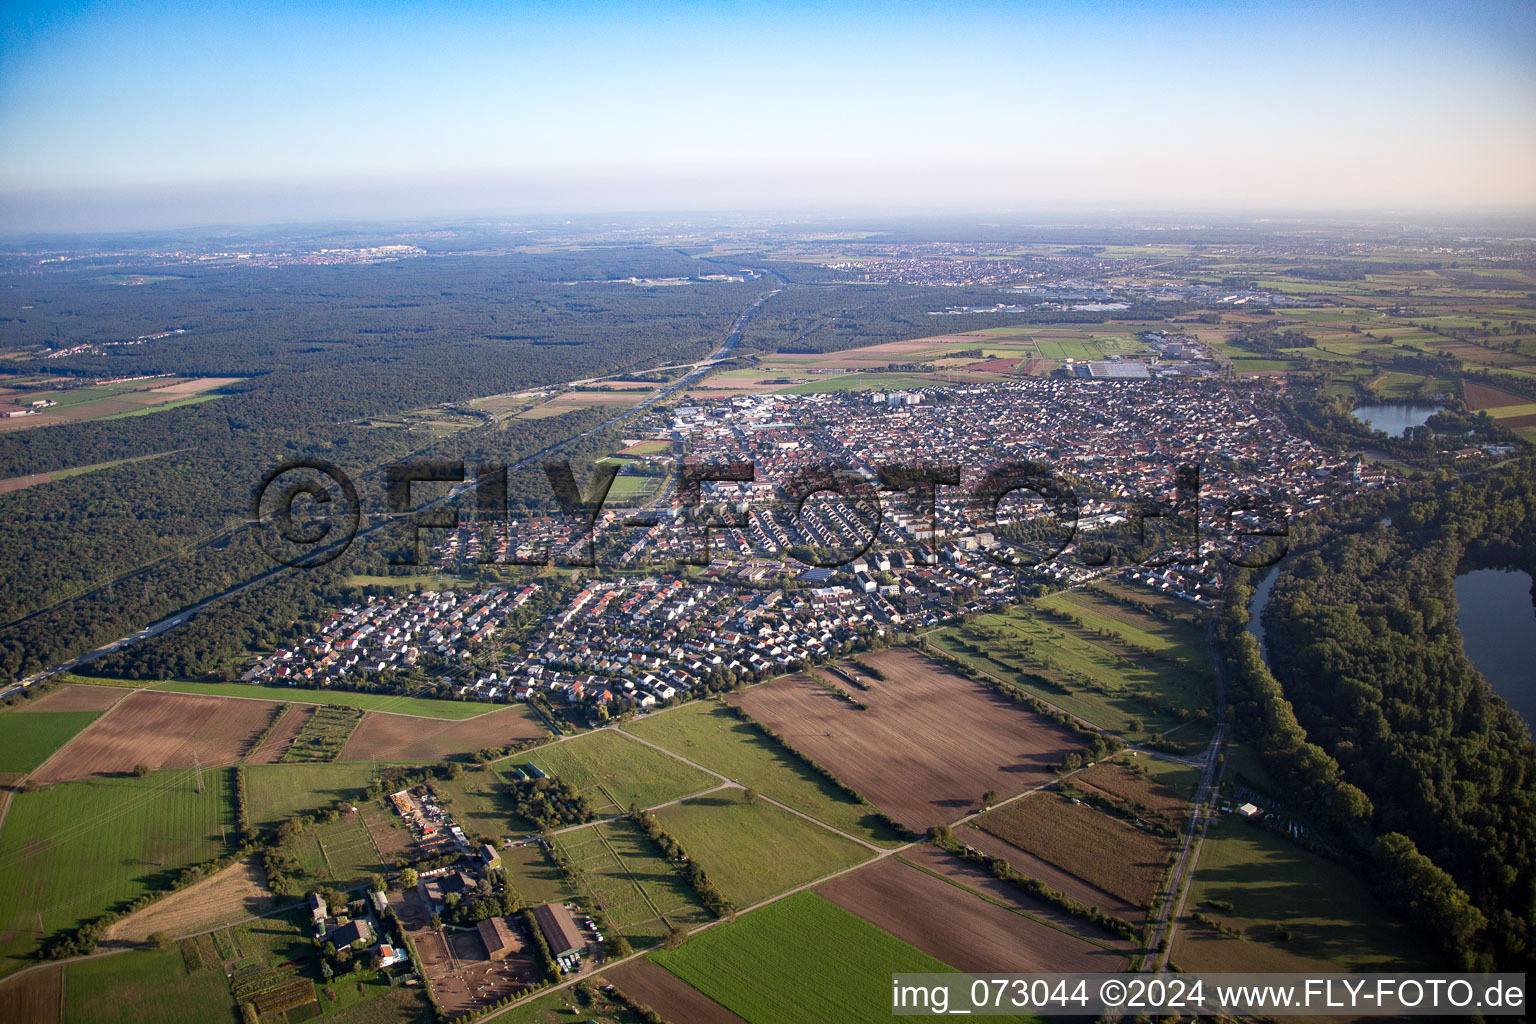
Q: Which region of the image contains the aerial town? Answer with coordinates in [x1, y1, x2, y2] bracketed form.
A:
[248, 378, 1382, 719]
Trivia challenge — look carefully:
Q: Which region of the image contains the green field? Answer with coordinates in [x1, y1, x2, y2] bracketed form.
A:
[499, 839, 581, 907]
[556, 818, 713, 947]
[243, 762, 379, 830]
[932, 593, 1214, 748]
[289, 814, 387, 887]
[625, 701, 905, 846]
[652, 891, 1037, 1024]
[1173, 818, 1436, 973]
[429, 766, 527, 837]
[0, 709, 101, 772]
[1034, 340, 1104, 360]
[149, 680, 494, 719]
[780, 372, 936, 394]
[520, 729, 716, 814]
[654, 796, 870, 907]
[64, 944, 236, 1024]
[0, 769, 234, 974]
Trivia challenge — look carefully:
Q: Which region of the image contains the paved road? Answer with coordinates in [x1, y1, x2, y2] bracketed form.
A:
[1140, 618, 1230, 971]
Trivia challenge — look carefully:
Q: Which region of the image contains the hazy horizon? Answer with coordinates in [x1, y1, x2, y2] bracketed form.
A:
[3, 0, 1534, 233]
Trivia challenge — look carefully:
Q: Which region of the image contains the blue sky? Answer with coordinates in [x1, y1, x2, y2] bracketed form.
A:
[1, 0, 1534, 229]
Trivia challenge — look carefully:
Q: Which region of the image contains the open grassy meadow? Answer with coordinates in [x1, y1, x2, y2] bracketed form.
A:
[624, 701, 905, 846]
[0, 709, 102, 772]
[242, 762, 378, 830]
[652, 890, 1038, 1024]
[63, 944, 236, 1024]
[1172, 818, 1436, 973]
[654, 795, 870, 907]
[518, 729, 716, 814]
[498, 839, 581, 907]
[0, 769, 234, 974]
[933, 592, 1214, 749]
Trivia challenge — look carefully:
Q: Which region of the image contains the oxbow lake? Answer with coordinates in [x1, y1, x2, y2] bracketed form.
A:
[1454, 568, 1536, 733]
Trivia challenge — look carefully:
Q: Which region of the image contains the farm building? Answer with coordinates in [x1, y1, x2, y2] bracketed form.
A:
[532, 902, 584, 958]
[332, 919, 374, 948]
[477, 916, 525, 961]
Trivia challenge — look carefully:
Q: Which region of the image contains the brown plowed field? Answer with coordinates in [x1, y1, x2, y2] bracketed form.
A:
[898, 844, 1135, 948]
[818, 857, 1127, 973]
[31, 691, 280, 783]
[604, 960, 749, 1024]
[1464, 381, 1530, 410]
[960, 822, 1144, 921]
[246, 705, 313, 764]
[337, 705, 545, 762]
[101, 857, 272, 944]
[977, 792, 1173, 909]
[729, 649, 1077, 830]
[0, 963, 61, 1024]
[15, 684, 127, 713]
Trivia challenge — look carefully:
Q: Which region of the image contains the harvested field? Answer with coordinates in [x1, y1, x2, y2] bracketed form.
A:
[337, 704, 545, 762]
[960, 825, 1143, 921]
[246, 705, 312, 764]
[101, 857, 272, 945]
[1075, 760, 1192, 829]
[898, 843, 1136, 948]
[13, 684, 126, 714]
[30, 691, 281, 784]
[729, 648, 1077, 830]
[976, 793, 1173, 909]
[0, 963, 61, 1024]
[1464, 380, 1529, 409]
[964, 357, 1023, 373]
[605, 960, 748, 1024]
[818, 856, 1127, 973]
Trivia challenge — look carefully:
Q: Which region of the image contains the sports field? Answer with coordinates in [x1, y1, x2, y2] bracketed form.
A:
[653, 795, 870, 907]
[625, 700, 905, 846]
[651, 890, 1039, 1024]
[0, 768, 233, 974]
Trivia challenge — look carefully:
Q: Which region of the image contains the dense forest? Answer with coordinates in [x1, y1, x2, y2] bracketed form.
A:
[1224, 457, 1536, 968]
[0, 248, 767, 681]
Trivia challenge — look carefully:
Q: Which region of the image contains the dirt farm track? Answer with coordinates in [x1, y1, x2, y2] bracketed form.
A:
[29, 690, 280, 784]
[730, 649, 1078, 830]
